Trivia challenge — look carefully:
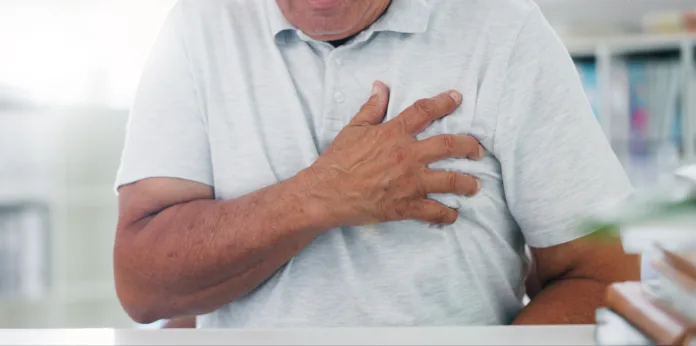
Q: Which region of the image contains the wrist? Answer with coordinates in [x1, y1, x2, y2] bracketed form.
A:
[290, 167, 344, 231]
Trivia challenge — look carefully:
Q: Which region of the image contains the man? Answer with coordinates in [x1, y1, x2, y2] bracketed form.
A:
[114, 0, 639, 328]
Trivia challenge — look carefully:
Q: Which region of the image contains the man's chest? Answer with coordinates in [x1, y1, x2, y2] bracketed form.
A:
[198, 34, 504, 201]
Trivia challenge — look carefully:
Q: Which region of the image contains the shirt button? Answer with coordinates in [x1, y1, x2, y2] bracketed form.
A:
[335, 58, 343, 66]
[333, 91, 345, 103]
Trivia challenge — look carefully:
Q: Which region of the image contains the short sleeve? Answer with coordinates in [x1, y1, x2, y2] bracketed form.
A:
[115, 1, 213, 191]
[493, 6, 634, 248]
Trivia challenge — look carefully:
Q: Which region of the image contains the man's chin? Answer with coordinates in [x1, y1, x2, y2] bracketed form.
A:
[304, 27, 356, 41]
[305, 0, 342, 11]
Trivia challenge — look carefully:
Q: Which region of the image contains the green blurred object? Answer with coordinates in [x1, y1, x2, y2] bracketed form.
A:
[583, 165, 696, 244]
[584, 195, 696, 241]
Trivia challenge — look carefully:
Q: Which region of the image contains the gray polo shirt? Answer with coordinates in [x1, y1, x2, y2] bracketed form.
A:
[116, 0, 633, 327]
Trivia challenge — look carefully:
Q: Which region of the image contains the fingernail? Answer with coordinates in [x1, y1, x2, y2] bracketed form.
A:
[478, 145, 486, 160]
[372, 82, 380, 95]
[449, 91, 462, 104]
[476, 179, 482, 192]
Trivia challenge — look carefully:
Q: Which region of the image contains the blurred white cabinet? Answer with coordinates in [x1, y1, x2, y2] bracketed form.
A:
[0, 106, 132, 328]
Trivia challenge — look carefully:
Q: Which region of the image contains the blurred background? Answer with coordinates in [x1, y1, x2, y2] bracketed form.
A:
[0, 0, 694, 329]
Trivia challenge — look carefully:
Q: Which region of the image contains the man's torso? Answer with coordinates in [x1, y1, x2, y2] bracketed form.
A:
[178, 0, 539, 327]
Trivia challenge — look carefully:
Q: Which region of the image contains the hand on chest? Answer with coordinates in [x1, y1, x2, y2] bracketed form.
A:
[208, 43, 494, 200]
[321, 84, 479, 147]
[211, 78, 494, 208]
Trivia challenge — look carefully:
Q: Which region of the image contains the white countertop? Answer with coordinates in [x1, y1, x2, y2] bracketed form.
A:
[0, 325, 596, 345]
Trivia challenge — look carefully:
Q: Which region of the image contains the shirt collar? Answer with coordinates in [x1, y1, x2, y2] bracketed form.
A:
[266, 0, 295, 44]
[267, 0, 431, 44]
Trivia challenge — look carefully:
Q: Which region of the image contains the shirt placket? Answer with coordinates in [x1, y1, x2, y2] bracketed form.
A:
[318, 31, 376, 152]
[319, 46, 349, 151]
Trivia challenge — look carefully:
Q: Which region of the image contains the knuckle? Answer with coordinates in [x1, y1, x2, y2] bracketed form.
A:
[410, 169, 427, 195]
[381, 118, 403, 137]
[413, 99, 435, 118]
[394, 118, 409, 135]
[359, 103, 376, 115]
[393, 203, 409, 219]
[375, 126, 391, 140]
[441, 135, 456, 154]
[433, 207, 453, 224]
[392, 146, 411, 164]
[358, 95, 380, 113]
[378, 126, 401, 143]
[447, 172, 459, 190]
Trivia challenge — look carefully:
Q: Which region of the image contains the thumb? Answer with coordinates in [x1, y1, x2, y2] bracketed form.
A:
[350, 81, 389, 126]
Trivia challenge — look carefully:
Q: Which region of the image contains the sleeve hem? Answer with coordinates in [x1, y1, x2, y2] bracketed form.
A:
[524, 190, 635, 249]
[113, 170, 213, 196]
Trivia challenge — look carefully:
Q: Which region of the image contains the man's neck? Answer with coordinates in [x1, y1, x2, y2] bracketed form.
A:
[328, 0, 393, 48]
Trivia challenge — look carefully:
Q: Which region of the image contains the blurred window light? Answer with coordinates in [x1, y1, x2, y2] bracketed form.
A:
[0, 0, 175, 109]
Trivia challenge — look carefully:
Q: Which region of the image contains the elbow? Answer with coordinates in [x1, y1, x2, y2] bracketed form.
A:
[121, 301, 161, 325]
[114, 234, 167, 325]
[114, 262, 166, 325]
[114, 266, 164, 324]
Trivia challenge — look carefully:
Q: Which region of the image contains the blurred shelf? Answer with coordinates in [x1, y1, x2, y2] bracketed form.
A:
[0, 279, 116, 304]
[565, 32, 696, 57]
[0, 184, 115, 206]
[0, 185, 53, 206]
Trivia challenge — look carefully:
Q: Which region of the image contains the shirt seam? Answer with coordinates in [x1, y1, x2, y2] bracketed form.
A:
[170, 0, 214, 188]
[173, 1, 208, 127]
[491, 7, 536, 154]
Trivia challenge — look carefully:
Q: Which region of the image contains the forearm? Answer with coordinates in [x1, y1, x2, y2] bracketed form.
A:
[513, 278, 605, 325]
[114, 171, 329, 323]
